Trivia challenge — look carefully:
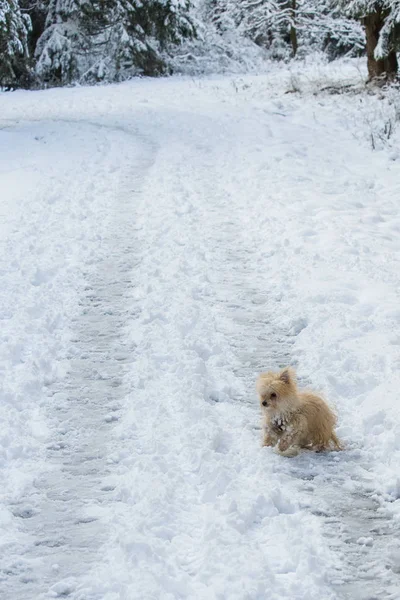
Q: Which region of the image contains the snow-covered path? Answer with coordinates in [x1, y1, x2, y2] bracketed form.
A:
[1, 63, 400, 599]
[0, 120, 157, 598]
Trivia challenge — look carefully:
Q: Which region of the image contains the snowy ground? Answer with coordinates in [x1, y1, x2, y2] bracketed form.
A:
[1, 58, 400, 599]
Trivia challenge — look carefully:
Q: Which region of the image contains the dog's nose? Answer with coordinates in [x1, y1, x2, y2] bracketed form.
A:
[262, 401, 268, 407]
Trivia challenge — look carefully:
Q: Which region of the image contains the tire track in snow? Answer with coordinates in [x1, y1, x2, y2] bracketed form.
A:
[285, 453, 400, 600]
[81, 112, 340, 599]
[153, 110, 400, 599]
[1, 121, 155, 599]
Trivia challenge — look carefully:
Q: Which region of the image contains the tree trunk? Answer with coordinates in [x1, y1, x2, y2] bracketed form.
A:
[364, 9, 398, 81]
[289, 0, 298, 57]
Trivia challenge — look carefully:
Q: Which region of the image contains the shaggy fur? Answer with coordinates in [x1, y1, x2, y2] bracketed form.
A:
[257, 367, 341, 457]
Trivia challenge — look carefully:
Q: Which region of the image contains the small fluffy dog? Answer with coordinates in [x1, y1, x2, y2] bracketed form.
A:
[257, 367, 341, 457]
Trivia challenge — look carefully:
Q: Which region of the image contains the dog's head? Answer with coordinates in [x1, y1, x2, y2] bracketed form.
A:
[256, 367, 297, 413]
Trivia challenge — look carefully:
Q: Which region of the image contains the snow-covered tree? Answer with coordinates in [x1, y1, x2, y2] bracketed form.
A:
[224, 0, 297, 59]
[294, 0, 365, 59]
[335, 1, 400, 79]
[0, 0, 31, 86]
[20, 0, 48, 55]
[210, 0, 364, 60]
[35, 0, 195, 85]
[34, 0, 80, 85]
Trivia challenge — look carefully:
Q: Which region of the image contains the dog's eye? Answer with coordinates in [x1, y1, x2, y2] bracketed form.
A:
[262, 400, 268, 407]
[270, 392, 277, 399]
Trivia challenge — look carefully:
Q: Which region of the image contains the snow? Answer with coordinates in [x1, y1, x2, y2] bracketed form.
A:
[1, 57, 400, 599]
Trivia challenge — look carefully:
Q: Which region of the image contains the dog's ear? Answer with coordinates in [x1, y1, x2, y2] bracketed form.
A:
[280, 368, 294, 384]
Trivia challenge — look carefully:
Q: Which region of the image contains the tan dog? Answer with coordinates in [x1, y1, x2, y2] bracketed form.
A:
[257, 367, 341, 457]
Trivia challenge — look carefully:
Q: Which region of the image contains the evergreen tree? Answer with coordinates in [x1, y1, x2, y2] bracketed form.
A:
[20, 0, 48, 57]
[294, 0, 364, 59]
[34, 0, 195, 85]
[211, 0, 363, 60]
[335, 1, 400, 79]
[0, 0, 31, 87]
[233, 0, 294, 60]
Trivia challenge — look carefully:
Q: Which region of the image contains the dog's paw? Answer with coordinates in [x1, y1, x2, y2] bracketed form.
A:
[276, 446, 300, 458]
[312, 444, 327, 453]
[262, 436, 277, 447]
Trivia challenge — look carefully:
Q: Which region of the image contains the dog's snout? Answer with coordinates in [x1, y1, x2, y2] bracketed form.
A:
[262, 400, 268, 407]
